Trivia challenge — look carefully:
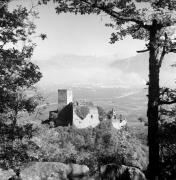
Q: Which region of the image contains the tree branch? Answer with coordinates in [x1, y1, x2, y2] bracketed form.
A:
[81, 0, 151, 30]
[159, 99, 176, 105]
[137, 49, 149, 53]
[28, 2, 40, 14]
[169, 49, 176, 53]
[158, 46, 166, 68]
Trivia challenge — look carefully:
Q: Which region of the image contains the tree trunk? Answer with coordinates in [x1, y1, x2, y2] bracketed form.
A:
[147, 24, 160, 180]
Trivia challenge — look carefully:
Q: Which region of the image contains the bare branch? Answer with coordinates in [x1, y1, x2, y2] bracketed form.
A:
[137, 49, 149, 53]
[28, 1, 40, 14]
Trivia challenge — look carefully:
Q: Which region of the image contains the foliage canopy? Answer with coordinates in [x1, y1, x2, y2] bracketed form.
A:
[0, 1, 44, 174]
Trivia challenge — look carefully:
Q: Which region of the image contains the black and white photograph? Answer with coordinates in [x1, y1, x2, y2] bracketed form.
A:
[0, 0, 176, 179]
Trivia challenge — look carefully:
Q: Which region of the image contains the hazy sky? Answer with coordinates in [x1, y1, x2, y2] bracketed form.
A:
[9, 1, 151, 88]
[29, 2, 145, 60]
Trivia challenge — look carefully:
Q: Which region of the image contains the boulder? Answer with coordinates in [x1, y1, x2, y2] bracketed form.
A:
[0, 169, 15, 180]
[100, 164, 146, 180]
[20, 162, 89, 180]
[21, 162, 69, 180]
[1, 162, 90, 180]
[68, 163, 89, 177]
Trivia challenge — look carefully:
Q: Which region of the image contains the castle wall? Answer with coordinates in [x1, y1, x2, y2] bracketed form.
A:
[55, 103, 73, 127]
[57, 89, 100, 129]
[73, 106, 99, 129]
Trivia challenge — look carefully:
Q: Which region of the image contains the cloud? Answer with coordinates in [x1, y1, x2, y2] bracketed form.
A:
[36, 54, 145, 88]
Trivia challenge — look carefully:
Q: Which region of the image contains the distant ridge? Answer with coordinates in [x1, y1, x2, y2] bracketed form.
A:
[110, 52, 176, 87]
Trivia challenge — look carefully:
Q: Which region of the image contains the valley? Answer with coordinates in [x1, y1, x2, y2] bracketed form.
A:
[38, 87, 148, 126]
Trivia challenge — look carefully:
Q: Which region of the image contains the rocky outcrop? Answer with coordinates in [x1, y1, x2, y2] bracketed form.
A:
[2, 162, 89, 180]
[100, 164, 146, 180]
[0, 169, 15, 180]
[68, 163, 89, 177]
[1, 163, 147, 180]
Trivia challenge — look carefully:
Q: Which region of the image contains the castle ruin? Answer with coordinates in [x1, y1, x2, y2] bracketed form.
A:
[49, 89, 99, 128]
[48, 89, 127, 129]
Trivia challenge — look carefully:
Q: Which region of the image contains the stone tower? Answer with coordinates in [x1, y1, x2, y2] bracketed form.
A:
[58, 89, 73, 111]
[54, 89, 73, 127]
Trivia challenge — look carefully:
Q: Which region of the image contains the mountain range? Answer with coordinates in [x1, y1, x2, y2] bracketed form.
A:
[35, 52, 176, 89]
